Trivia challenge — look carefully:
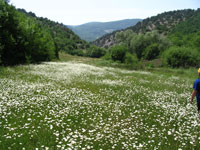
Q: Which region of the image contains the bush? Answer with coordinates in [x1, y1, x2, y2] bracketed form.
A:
[143, 43, 160, 60]
[70, 49, 84, 56]
[85, 46, 106, 58]
[110, 45, 128, 62]
[162, 46, 200, 68]
[102, 52, 112, 60]
[124, 52, 138, 64]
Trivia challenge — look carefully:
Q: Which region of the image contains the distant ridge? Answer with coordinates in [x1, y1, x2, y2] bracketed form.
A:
[67, 19, 142, 42]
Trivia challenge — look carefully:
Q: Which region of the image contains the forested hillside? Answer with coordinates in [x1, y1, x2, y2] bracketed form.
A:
[0, 0, 88, 65]
[93, 8, 200, 68]
[18, 9, 89, 55]
[68, 19, 142, 42]
[169, 9, 200, 47]
[92, 9, 197, 48]
[1, 0, 200, 68]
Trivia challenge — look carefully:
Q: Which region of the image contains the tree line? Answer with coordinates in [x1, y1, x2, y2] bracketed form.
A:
[101, 27, 200, 68]
[1, 0, 199, 68]
[0, 0, 56, 65]
[97, 9, 200, 68]
[0, 0, 90, 65]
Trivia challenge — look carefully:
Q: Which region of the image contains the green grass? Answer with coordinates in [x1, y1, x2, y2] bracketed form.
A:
[0, 55, 199, 150]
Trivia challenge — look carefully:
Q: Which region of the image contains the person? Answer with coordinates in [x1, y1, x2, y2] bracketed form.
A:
[190, 68, 200, 113]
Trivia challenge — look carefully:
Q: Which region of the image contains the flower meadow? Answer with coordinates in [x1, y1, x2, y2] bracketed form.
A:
[0, 61, 200, 150]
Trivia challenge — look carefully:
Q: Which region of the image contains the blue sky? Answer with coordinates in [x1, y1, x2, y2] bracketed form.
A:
[10, 0, 199, 25]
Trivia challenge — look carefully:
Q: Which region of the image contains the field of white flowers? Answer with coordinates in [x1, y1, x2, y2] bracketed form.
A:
[0, 61, 200, 150]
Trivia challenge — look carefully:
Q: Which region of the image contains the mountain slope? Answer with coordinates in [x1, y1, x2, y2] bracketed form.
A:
[67, 19, 142, 42]
[0, 0, 90, 66]
[170, 8, 200, 35]
[18, 9, 89, 54]
[0, 1, 57, 65]
[168, 8, 200, 48]
[92, 9, 197, 48]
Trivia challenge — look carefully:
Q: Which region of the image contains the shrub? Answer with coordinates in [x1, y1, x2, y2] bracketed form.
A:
[124, 52, 138, 64]
[70, 49, 84, 56]
[143, 43, 160, 60]
[85, 46, 106, 58]
[110, 45, 128, 62]
[162, 46, 200, 68]
[102, 52, 112, 60]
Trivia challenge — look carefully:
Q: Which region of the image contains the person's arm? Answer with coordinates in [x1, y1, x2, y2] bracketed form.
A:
[190, 90, 197, 104]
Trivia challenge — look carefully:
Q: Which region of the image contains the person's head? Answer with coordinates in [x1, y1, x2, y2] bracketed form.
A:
[198, 68, 200, 76]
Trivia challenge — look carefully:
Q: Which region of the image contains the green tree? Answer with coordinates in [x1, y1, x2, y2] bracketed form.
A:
[0, 1, 56, 65]
[130, 31, 169, 60]
[0, 0, 27, 65]
[124, 52, 138, 64]
[162, 46, 200, 68]
[110, 45, 128, 62]
[17, 12, 56, 63]
[86, 46, 106, 58]
[130, 34, 146, 59]
[143, 43, 160, 60]
[115, 30, 136, 47]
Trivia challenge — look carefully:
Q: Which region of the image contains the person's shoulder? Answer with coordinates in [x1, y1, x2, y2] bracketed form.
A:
[195, 78, 200, 83]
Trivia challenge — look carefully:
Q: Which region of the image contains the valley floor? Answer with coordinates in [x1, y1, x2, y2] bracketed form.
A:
[0, 58, 199, 150]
